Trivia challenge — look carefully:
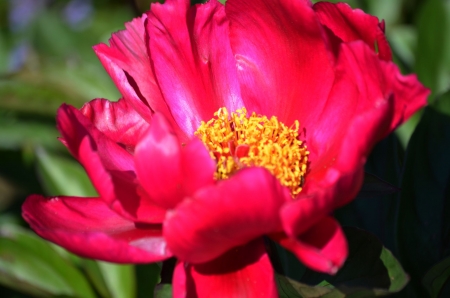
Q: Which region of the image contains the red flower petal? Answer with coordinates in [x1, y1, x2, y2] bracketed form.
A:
[22, 195, 171, 263]
[306, 41, 428, 166]
[180, 138, 216, 196]
[173, 239, 277, 298]
[147, 0, 242, 136]
[283, 93, 395, 237]
[134, 113, 183, 209]
[93, 16, 153, 121]
[226, 0, 334, 127]
[274, 217, 348, 275]
[135, 113, 215, 210]
[164, 167, 289, 264]
[80, 98, 150, 151]
[58, 104, 166, 223]
[314, 2, 392, 61]
[93, 13, 190, 141]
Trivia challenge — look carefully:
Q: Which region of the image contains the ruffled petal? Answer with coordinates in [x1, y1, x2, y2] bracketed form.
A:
[314, 2, 392, 61]
[80, 98, 150, 151]
[274, 217, 348, 275]
[226, 0, 334, 127]
[147, 0, 242, 136]
[57, 104, 166, 223]
[22, 195, 171, 263]
[173, 239, 277, 298]
[93, 16, 153, 121]
[164, 167, 289, 264]
[93, 14, 191, 141]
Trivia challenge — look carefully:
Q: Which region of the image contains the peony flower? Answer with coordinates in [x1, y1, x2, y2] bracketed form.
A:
[23, 0, 428, 297]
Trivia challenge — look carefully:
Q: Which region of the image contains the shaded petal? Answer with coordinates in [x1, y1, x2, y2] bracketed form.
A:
[135, 113, 216, 210]
[57, 104, 166, 223]
[135, 113, 184, 209]
[147, 0, 242, 136]
[314, 2, 392, 61]
[181, 138, 216, 196]
[274, 217, 347, 275]
[22, 195, 171, 263]
[164, 167, 289, 264]
[173, 239, 277, 298]
[58, 104, 134, 179]
[226, 0, 334, 127]
[306, 42, 428, 166]
[283, 94, 395, 236]
[80, 98, 150, 151]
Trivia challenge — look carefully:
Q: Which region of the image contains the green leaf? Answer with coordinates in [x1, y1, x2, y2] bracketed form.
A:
[356, 172, 399, 199]
[395, 112, 422, 149]
[79, 259, 114, 298]
[0, 33, 11, 74]
[0, 224, 95, 297]
[0, 77, 81, 116]
[97, 262, 136, 298]
[389, 25, 416, 70]
[294, 228, 408, 297]
[0, 67, 118, 118]
[379, 247, 409, 293]
[154, 284, 173, 298]
[0, 147, 47, 212]
[276, 274, 340, 298]
[397, 94, 450, 296]
[35, 147, 97, 197]
[433, 89, 450, 117]
[136, 263, 161, 298]
[335, 133, 403, 251]
[415, 0, 448, 94]
[0, 116, 60, 151]
[367, 0, 405, 25]
[423, 256, 450, 298]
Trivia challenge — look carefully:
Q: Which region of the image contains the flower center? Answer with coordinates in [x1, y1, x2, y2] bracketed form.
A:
[194, 107, 309, 196]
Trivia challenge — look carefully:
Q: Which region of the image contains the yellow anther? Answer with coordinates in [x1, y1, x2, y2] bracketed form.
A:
[194, 108, 309, 196]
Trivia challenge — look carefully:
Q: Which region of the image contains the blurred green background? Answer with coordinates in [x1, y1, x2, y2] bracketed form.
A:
[1, 0, 450, 297]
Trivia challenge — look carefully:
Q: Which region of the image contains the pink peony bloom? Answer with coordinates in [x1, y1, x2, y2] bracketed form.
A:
[23, 0, 428, 297]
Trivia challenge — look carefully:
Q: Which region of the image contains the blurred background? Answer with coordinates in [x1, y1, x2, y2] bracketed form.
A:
[0, 0, 449, 297]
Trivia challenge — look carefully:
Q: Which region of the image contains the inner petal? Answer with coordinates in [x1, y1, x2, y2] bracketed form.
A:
[195, 107, 309, 196]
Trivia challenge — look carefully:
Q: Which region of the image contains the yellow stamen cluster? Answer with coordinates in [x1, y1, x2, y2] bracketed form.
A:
[194, 107, 309, 196]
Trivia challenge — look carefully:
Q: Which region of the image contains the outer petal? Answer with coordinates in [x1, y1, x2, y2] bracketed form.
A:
[147, 0, 243, 136]
[93, 14, 193, 141]
[22, 195, 171, 263]
[306, 42, 428, 166]
[282, 93, 395, 237]
[164, 167, 290, 264]
[173, 239, 277, 298]
[314, 2, 392, 61]
[134, 114, 215, 210]
[57, 104, 166, 223]
[226, 0, 334, 127]
[94, 14, 154, 122]
[80, 98, 150, 151]
[274, 217, 348, 274]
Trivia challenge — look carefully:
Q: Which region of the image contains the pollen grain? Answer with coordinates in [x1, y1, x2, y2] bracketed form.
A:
[194, 107, 309, 196]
